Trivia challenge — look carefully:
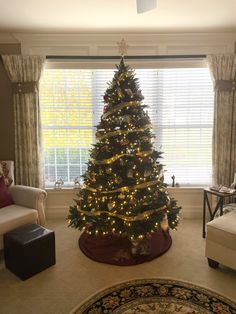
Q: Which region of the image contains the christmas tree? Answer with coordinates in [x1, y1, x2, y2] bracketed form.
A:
[67, 56, 181, 247]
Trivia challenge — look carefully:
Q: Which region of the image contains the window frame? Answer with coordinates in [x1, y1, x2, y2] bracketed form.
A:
[40, 57, 213, 188]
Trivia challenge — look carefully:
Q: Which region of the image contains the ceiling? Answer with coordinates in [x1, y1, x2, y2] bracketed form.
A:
[0, 0, 236, 34]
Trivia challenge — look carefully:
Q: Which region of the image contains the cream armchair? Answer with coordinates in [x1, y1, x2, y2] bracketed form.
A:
[205, 210, 236, 271]
[0, 161, 47, 250]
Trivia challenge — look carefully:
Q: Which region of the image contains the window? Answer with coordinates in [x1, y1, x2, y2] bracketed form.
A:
[40, 63, 213, 187]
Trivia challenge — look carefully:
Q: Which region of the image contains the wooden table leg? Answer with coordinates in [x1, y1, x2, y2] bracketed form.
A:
[203, 190, 206, 238]
[220, 197, 223, 216]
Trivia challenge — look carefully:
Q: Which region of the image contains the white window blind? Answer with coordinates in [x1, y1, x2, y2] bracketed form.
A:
[40, 66, 213, 187]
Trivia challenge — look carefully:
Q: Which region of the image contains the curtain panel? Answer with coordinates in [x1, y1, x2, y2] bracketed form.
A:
[207, 54, 236, 187]
[2, 55, 45, 188]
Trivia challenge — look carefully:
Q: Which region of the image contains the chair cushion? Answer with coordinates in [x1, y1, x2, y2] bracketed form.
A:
[0, 205, 38, 235]
[0, 177, 13, 208]
[206, 210, 236, 251]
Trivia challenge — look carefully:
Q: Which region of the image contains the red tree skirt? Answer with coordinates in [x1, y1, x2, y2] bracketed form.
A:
[79, 229, 172, 266]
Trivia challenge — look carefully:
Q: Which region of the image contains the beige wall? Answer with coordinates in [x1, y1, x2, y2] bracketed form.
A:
[0, 43, 21, 161]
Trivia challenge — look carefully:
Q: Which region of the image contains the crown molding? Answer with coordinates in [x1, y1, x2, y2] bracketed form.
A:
[0, 33, 20, 43]
[11, 32, 236, 55]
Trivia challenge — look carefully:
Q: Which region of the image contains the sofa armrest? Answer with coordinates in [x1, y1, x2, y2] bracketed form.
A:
[9, 185, 47, 226]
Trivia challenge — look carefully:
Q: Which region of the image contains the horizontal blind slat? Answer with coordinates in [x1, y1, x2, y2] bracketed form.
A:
[40, 67, 213, 187]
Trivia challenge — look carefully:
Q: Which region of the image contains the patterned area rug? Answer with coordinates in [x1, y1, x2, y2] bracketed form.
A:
[70, 278, 236, 314]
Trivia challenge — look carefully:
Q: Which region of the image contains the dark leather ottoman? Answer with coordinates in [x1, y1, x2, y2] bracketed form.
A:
[4, 223, 55, 280]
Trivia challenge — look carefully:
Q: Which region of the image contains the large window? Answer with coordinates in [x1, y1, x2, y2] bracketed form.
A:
[40, 64, 213, 187]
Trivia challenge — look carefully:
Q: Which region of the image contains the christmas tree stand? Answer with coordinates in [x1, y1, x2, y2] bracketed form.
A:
[79, 229, 172, 266]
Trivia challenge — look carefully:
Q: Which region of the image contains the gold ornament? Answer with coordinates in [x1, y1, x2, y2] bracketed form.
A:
[106, 167, 112, 174]
[144, 170, 152, 177]
[118, 73, 126, 81]
[118, 193, 126, 199]
[115, 176, 122, 184]
[107, 202, 115, 210]
[161, 215, 169, 231]
[117, 88, 123, 98]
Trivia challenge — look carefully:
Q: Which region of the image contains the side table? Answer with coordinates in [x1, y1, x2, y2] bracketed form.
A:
[202, 188, 236, 238]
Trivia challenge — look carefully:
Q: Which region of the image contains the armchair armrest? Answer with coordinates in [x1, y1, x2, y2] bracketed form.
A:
[9, 185, 47, 226]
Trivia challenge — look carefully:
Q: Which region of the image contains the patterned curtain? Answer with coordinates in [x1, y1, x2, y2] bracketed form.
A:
[207, 54, 236, 186]
[2, 55, 45, 188]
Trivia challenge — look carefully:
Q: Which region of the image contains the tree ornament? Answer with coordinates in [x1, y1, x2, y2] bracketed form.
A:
[142, 136, 150, 142]
[127, 169, 133, 178]
[144, 170, 151, 177]
[108, 202, 115, 210]
[120, 159, 125, 166]
[106, 167, 112, 174]
[90, 172, 96, 182]
[130, 198, 135, 205]
[161, 214, 169, 231]
[120, 139, 129, 146]
[87, 195, 93, 203]
[125, 88, 133, 96]
[115, 176, 122, 184]
[101, 145, 108, 152]
[103, 105, 108, 113]
[114, 117, 121, 125]
[118, 73, 126, 81]
[118, 193, 125, 200]
[117, 88, 123, 98]
[122, 115, 131, 123]
[153, 190, 159, 198]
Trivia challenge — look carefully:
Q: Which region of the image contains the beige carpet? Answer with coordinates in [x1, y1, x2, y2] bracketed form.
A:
[0, 219, 235, 314]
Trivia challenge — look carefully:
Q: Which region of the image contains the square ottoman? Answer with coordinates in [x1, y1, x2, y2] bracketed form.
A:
[4, 223, 55, 280]
[205, 210, 236, 270]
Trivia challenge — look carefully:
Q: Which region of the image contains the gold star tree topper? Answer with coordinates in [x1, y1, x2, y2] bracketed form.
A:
[117, 38, 129, 57]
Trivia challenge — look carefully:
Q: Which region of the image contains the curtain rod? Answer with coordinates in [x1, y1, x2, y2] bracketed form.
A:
[46, 54, 206, 60]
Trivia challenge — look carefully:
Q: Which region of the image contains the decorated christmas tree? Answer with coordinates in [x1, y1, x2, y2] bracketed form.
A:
[68, 44, 181, 264]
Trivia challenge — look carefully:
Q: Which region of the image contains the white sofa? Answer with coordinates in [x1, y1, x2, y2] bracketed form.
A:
[205, 209, 236, 270]
[0, 161, 47, 250]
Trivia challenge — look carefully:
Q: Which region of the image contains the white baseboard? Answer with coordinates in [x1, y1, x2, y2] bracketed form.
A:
[46, 206, 69, 220]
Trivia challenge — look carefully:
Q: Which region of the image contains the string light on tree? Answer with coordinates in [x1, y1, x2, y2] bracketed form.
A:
[67, 39, 181, 261]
